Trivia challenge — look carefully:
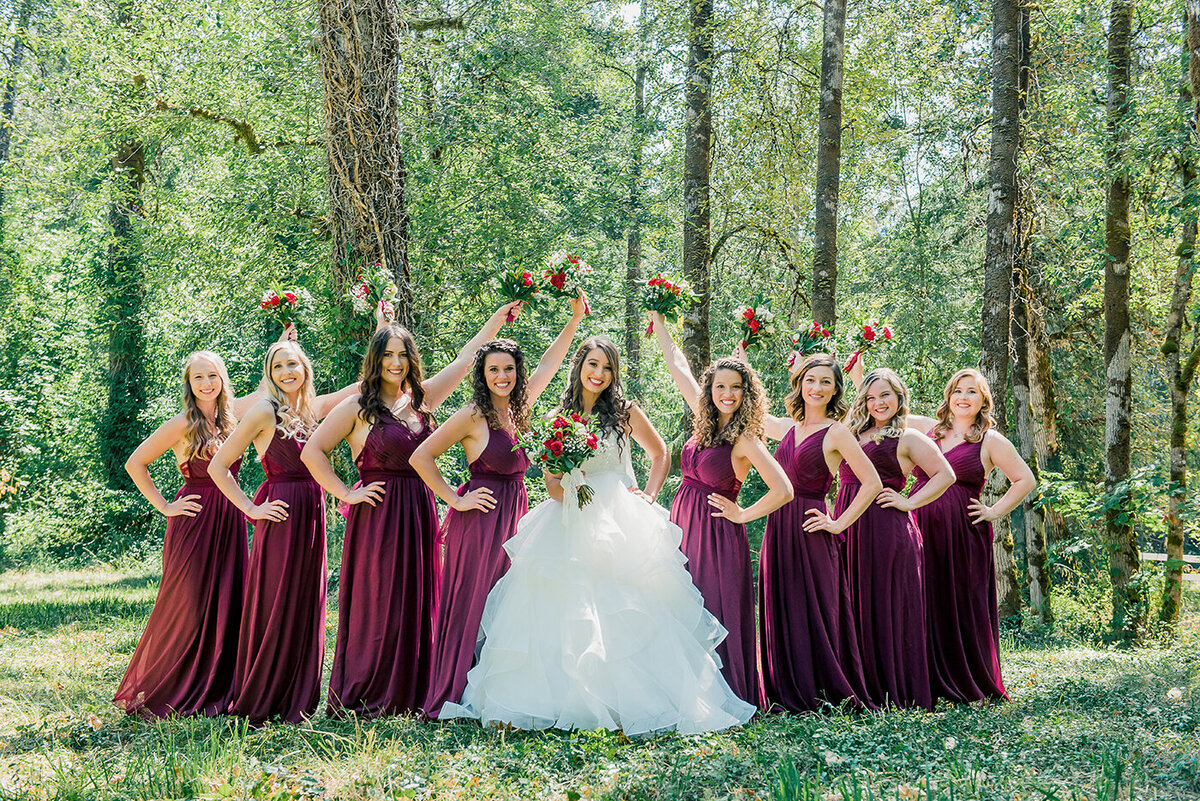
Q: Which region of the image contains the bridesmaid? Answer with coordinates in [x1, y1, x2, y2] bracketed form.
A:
[837, 367, 955, 710]
[114, 346, 275, 717]
[208, 335, 362, 723]
[303, 302, 522, 718]
[413, 292, 587, 718]
[650, 313, 792, 706]
[757, 351, 881, 712]
[904, 368, 1035, 703]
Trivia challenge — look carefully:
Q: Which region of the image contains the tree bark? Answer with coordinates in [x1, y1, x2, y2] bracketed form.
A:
[318, 0, 413, 325]
[982, 0, 1022, 620]
[1104, 0, 1140, 646]
[682, 0, 714, 370]
[625, 0, 649, 386]
[0, 0, 32, 222]
[810, 0, 847, 330]
[1160, 0, 1200, 626]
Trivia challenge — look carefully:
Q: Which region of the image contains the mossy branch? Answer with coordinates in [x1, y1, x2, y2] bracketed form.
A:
[152, 95, 322, 154]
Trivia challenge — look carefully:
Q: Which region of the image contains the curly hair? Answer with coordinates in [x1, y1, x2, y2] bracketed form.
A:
[784, 353, 848, 422]
[693, 358, 766, 448]
[846, 367, 910, 443]
[260, 341, 317, 440]
[557, 337, 631, 441]
[358, 325, 431, 428]
[180, 351, 237, 460]
[931, 368, 994, 443]
[471, 339, 530, 433]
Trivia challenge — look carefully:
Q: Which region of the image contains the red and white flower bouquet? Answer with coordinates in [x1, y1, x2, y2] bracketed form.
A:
[348, 263, 398, 322]
[516, 412, 601, 508]
[845, 321, 895, 371]
[734, 303, 777, 350]
[543, 250, 593, 313]
[495, 266, 542, 321]
[640, 273, 697, 335]
[787, 320, 835, 368]
[259, 285, 307, 330]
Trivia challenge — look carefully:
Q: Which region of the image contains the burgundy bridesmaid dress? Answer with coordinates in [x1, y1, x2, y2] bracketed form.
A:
[226, 424, 326, 723]
[669, 439, 759, 706]
[114, 455, 248, 718]
[758, 425, 870, 712]
[425, 427, 530, 718]
[913, 437, 1008, 703]
[835, 436, 932, 710]
[327, 410, 440, 717]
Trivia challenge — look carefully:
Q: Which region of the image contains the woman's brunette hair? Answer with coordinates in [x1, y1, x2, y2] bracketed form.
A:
[846, 367, 910, 443]
[471, 339, 530, 433]
[358, 324, 431, 428]
[931, 368, 994, 443]
[557, 337, 630, 441]
[693, 358, 766, 448]
[180, 351, 237, 459]
[260, 341, 317, 440]
[784, 353, 848, 423]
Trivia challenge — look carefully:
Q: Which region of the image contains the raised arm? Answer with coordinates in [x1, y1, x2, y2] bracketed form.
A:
[423, 302, 522, 410]
[124, 414, 201, 517]
[301, 396, 385, 507]
[627, 402, 669, 501]
[803, 423, 882, 534]
[709, 436, 794, 524]
[411, 406, 497, 513]
[650, 311, 702, 415]
[526, 293, 587, 405]
[878, 431, 955, 512]
[969, 431, 1036, 524]
[208, 400, 290, 521]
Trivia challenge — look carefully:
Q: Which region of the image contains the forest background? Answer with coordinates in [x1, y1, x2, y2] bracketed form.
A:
[0, 0, 1198, 649]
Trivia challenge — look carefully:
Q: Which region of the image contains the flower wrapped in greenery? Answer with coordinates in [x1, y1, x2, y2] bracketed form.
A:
[515, 412, 601, 507]
[733, 302, 776, 350]
[543, 250, 592, 314]
[845, 321, 895, 371]
[786, 320, 835, 368]
[640, 273, 697, 336]
[495, 266, 542, 321]
[348, 263, 398, 322]
[259, 285, 307, 330]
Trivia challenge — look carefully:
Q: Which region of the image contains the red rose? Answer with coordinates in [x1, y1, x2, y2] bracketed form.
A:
[743, 309, 755, 321]
[547, 440, 564, 456]
[552, 416, 569, 428]
[521, 271, 533, 287]
[260, 301, 270, 310]
[586, 434, 598, 448]
[554, 428, 567, 440]
[550, 272, 566, 289]
[821, 328, 830, 337]
[284, 291, 297, 304]
[811, 320, 822, 333]
[571, 413, 582, 422]
[270, 295, 281, 307]
[649, 277, 661, 287]
[541, 453, 549, 461]
[749, 319, 761, 333]
[862, 325, 876, 342]
[882, 326, 893, 340]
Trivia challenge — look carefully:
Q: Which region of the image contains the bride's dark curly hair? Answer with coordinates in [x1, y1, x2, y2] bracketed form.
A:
[693, 357, 766, 448]
[557, 336, 631, 440]
[358, 324, 431, 428]
[471, 339, 530, 433]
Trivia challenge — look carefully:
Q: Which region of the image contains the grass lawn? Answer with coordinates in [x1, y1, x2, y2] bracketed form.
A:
[0, 566, 1196, 800]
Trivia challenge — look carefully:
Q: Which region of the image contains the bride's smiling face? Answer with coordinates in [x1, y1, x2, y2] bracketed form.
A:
[579, 348, 613, 397]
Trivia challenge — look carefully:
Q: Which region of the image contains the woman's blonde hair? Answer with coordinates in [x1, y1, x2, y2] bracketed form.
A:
[932, 368, 994, 442]
[260, 341, 317, 440]
[180, 351, 236, 460]
[846, 367, 910, 443]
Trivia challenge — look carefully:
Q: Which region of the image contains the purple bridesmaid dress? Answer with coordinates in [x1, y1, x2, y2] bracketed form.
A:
[913, 437, 1008, 703]
[835, 436, 932, 710]
[114, 455, 248, 718]
[758, 425, 869, 712]
[327, 410, 440, 717]
[669, 439, 759, 706]
[227, 424, 327, 723]
[425, 427, 530, 718]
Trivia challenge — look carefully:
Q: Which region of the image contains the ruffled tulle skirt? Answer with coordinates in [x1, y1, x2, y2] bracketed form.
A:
[440, 470, 755, 734]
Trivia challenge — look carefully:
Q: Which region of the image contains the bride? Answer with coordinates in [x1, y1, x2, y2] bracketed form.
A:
[440, 336, 756, 734]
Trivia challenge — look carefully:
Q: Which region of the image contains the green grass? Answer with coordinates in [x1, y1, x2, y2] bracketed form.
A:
[0, 568, 1197, 800]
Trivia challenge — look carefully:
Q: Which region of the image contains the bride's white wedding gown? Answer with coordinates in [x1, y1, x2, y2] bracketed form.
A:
[440, 431, 756, 734]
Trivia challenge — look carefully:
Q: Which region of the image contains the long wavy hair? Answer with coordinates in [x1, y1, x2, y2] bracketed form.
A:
[932, 368, 994, 443]
[471, 339, 530, 433]
[180, 351, 237, 460]
[358, 324, 431, 428]
[260, 341, 317, 440]
[694, 357, 766, 448]
[784, 353, 848, 423]
[557, 336, 631, 441]
[846, 367, 910, 443]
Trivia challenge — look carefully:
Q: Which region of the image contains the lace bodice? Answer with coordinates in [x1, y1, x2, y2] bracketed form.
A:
[582, 430, 635, 483]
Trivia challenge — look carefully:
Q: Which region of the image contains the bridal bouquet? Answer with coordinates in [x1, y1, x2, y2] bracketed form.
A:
[787, 320, 835, 368]
[259, 286, 307, 330]
[516, 413, 600, 507]
[348, 263, 398, 322]
[640, 273, 697, 335]
[495, 266, 543, 321]
[734, 302, 776, 351]
[844, 321, 895, 372]
[543, 250, 593, 314]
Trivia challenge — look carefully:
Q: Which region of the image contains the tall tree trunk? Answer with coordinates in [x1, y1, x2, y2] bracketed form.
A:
[318, 0, 413, 326]
[625, 0, 649, 386]
[682, 0, 713, 370]
[1104, 0, 1140, 646]
[1024, 257, 1067, 549]
[1160, 0, 1200, 627]
[0, 0, 32, 225]
[982, 0, 1022, 620]
[810, 0, 847, 330]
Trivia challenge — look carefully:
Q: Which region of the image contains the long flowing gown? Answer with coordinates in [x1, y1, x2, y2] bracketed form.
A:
[226, 424, 326, 723]
[835, 436, 932, 710]
[759, 424, 870, 712]
[425, 427, 530, 719]
[669, 439, 759, 706]
[114, 455, 248, 718]
[441, 431, 755, 734]
[913, 437, 1008, 703]
[327, 410, 439, 717]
